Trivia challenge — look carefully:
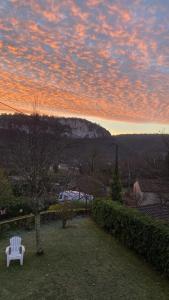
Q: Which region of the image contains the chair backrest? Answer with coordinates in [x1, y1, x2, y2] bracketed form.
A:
[10, 236, 21, 252]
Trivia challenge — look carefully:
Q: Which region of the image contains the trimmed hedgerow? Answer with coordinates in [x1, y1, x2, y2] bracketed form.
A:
[92, 199, 169, 276]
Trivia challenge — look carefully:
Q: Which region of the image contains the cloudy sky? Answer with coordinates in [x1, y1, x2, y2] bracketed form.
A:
[0, 0, 169, 134]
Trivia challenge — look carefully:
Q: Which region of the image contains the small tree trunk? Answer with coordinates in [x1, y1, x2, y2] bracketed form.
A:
[35, 212, 44, 255]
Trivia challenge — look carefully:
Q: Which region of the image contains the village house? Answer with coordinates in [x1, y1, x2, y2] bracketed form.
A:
[58, 163, 79, 173]
[133, 179, 169, 207]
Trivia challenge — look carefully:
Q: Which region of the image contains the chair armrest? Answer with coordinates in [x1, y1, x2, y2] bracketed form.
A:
[20, 245, 25, 254]
[5, 246, 11, 255]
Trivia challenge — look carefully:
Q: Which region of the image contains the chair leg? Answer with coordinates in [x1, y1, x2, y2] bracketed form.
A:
[20, 257, 23, 266]
[7, 258, 10, 267]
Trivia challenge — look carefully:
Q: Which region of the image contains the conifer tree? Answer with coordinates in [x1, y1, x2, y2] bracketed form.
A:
[111, 143, 122, 203]
[111, 171, 122, 203]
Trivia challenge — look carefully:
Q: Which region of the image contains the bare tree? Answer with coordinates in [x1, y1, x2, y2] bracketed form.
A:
[11, 113, 53, 255]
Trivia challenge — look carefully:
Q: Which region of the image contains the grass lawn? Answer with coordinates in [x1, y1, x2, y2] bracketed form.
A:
[0, 217, 169, 300]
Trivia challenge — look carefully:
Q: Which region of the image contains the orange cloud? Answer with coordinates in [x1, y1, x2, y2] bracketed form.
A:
[0, 0, 168, 126]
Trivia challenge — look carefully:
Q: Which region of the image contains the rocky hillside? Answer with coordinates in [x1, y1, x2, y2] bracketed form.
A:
[58, 118, 110, 138]
[0, 114, 111, 139]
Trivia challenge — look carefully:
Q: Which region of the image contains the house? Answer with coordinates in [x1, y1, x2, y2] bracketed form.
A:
[133, 179, 169, 207]
[58, 163, 79, 173]
[58, 163, 69, 171]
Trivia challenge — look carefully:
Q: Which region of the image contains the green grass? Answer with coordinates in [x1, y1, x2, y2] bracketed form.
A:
[0, 217, 169, 300]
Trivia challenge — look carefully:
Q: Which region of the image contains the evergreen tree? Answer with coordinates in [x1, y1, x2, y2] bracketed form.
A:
[111, 171, 122, 203]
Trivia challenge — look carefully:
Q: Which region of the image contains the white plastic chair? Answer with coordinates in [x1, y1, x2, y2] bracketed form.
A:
[5, 236, 25, 267]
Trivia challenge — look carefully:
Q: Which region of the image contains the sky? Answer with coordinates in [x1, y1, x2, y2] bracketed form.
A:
[0, 0, 169, 134]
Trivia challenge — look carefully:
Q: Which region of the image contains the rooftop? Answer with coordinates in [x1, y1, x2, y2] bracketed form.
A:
[137, 179, 169, 193]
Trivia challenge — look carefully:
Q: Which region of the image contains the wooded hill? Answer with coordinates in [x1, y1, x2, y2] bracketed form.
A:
[0, 114, 168, 182]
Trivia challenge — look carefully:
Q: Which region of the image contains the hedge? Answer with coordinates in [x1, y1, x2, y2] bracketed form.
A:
[92, 199, 169, 276]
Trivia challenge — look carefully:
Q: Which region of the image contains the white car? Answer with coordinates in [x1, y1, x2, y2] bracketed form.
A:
[58, 190, 93, 202]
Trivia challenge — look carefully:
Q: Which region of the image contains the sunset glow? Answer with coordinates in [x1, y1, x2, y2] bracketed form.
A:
[0, 0, 169, 133]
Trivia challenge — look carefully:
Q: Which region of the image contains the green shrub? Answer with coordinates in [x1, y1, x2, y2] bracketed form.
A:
[6, 196, 32, 218]
[60, 201, 74, 228]
[67, 200, 92, 209]
[92, 199, 169, 276]
[48, 202, 74, 228]
[111, 172, 122, 203]
[48, 203, 61, 211]
[48, 201, 92, 211]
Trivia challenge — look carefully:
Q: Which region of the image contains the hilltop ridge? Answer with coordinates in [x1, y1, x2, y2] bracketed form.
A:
[0, 114, 111, 139]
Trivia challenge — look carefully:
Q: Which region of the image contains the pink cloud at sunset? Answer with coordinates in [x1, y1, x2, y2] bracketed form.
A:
[0, 0, 169, 132]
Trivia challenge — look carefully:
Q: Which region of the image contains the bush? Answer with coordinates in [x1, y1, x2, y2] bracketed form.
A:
[48, 201, 92, 211]
[72, 200, 92, 209]
[48, 203, 61, 211]
[5, 197, 32, 218]
[48, 203, 91, 222]
[92, 199, 169, 276]
[48, 202, 74, 228]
